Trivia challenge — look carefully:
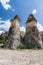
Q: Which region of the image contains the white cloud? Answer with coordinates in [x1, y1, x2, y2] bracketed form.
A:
[20, 26, 26, 32]
[0, 0, 11, 10]
[0, 19, 11, 34]
[0, 19, 26, 34]
[12, 9, 15, 11]
[0, 30, 5, 35]
[32, 9, 37, 14]
[20, 22, 43, 32]
[37, 22, 43, 31]
[0, 17, 2, 20]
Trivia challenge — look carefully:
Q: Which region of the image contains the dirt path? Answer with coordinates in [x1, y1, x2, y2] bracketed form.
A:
[0, 49, 43, 65]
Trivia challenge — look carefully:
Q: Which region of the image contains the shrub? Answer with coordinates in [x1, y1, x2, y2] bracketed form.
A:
[0, 35, 5, 44]
[17, 44, 25, 49]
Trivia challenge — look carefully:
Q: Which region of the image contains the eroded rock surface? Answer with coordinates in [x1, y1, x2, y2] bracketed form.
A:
[2, 15, 21, 49]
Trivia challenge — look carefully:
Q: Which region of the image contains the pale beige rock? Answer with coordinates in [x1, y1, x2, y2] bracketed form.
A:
[23, 14, 42, 48]
[2, 15, 21, 49]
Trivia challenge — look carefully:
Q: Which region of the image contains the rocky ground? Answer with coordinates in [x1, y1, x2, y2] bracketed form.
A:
[0, 49, 43, 65]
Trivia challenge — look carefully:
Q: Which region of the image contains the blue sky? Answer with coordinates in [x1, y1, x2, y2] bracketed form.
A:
[0, 0, 43, 34]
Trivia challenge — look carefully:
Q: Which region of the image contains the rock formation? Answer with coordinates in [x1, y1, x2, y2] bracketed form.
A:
[23, 14, 42, 49]
[1, 14, 43, 49]
[2, 15, 21, 49]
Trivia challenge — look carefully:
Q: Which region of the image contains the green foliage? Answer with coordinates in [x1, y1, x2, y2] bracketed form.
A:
[37, 44, 41, 49]
[0, 35, 5, 43]
[17, 44, 25, 49]
[26, 43, 42, 49]
[17, 43, 41, 49]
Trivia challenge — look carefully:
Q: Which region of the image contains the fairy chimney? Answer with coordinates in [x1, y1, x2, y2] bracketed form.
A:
[2, 15, 21, 49]
[26, 14, 37, 34]
[23, 14, 42, 49]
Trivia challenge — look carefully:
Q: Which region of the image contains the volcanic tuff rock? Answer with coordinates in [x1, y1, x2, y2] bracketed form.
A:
[2, 15, 21, 49]
[23, 14, 42, 49]
[1, 14, 43, 49]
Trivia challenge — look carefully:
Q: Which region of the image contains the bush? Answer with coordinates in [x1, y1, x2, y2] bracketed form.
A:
[17, 44, 25, 49]
[0, 35, 5, 44]
[37, 44, 41, 49]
